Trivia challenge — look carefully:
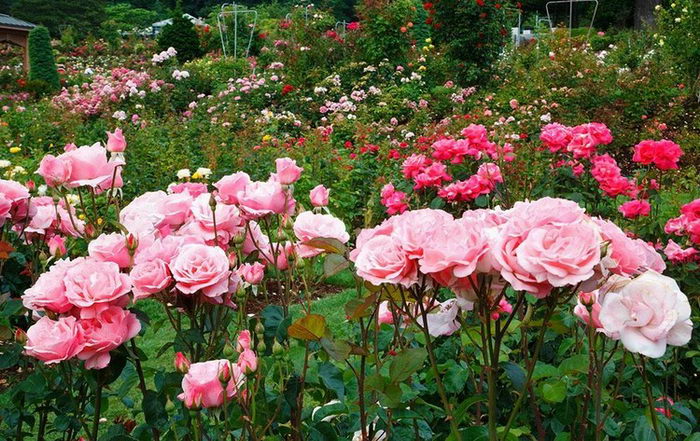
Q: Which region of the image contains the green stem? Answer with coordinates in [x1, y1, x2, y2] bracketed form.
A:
[91, 384, 103, 441]
[640, 356, 663, 441]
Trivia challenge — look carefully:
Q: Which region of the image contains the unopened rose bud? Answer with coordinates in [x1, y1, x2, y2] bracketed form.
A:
[579, 291, 596, 307]
[228, 252, 237, 268]
[125, 234, 139, 255]
[272, 341, 284, 354]
[14, 328, 27, 345]
[218, 363, 231, 383]
[174, 352, 191, 373]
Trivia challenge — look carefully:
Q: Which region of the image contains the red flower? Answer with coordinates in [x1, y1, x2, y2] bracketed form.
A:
[281, 84, 295, 95]
[347, 21, 360, 31]
[476, 0, 485, 5]
[423, 2, 433, 9]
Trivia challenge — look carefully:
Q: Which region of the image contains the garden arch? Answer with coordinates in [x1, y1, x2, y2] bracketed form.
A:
[0, 14, 36, 72]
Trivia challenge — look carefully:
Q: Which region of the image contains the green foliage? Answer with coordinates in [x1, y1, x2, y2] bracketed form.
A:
[430, 0, 509, 85]
[11, 0, 107, 37]
[157, 10, 204, 62]
[105, 3, 161, 31]
[355, 0, 417, 64]
[655, 0, 700, 98]
[27, 26, 60, 92]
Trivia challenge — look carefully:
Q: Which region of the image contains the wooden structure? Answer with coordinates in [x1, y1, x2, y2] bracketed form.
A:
[0, 14, 36, 72]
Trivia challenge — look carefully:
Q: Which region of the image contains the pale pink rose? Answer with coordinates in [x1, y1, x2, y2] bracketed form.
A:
[169, 182, 208, 197]
[0, 179, 30, 202]
[241, 221, 270, 255]
[349, 217, 397, 262]
[48, 235, 67, 257]
[598, 271, 692, 358]
[425, 299, 461, 337]
[391, 209, 454, 259]
[135, 235, 202, 265]
[274, 157, 303, 184]
[377, 301, 394, 325]
[354, 235, 418, 287]
[237, 262, 265, 284]
[170, 244, 231, 298]
[594, 218, 643, 276]
[293, 211, 349, 258]
[22, 259, 74, 313]
[237, 349, 257, 373]
[23, 198, 84, 238]
[60, 144, 123, 191]
[236, 330, 251, 351]
[64, 259, 132, 308]
[37, 154, 72, 187]
[78, 306, 141, 369]
[24, 316, 85, 364]
[573, 291, 604, 329]
[0, 195, 11, 224]
[178, 360, 244, 408]
[214, 172, 251, 204]
[309, 184, 329, 207]
[106, 128, 127, 153]
[120, 191, 169, 236]
[515, 223, 601, 288]
[188, 193, 244, 243]
[633, 239, 666, 273]
[237, 180, 294, 218]
[161, 192, 195, 227]
[88, 233, 132, 268]
[131, 259, 172, 300]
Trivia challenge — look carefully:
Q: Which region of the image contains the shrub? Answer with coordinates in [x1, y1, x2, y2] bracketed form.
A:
[428, 0, 509, 85]
[27, 26, 60, 92]
[158, 11, 204, 63]
[655, 0, 700, 99]
[355, 0, 418, 64]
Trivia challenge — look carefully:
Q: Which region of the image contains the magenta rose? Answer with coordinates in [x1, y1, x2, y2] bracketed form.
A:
[170, 244, 231, 298]
[618, 200, 651, 219]
[293, 211, 349, 258]
[24, 316, 85, 364]
[131, 259, 172, 300]
[88, 233, 132, 268]
[78, 306, 141, 369]
[64, 259, 132, 308]
[214, 172, 251, 204]
[274, 157, 303, 184]
[178, 360, 244, 408]
[539, 123, 572, 152]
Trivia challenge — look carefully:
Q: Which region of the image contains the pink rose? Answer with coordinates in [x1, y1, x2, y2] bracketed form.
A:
[260, 241, 294, 270]
[539, 123, 572, 153]
[131, 259, 172, 300]
[214, 172, 251, 204]
[48, 235, 67, 257]
[174, 352, 191, 373]
[237, 180, 294, 218]
[664, 240, 698, 263]
[618, 200, 651, 219]
[236, 330, 251, 351]
[178, 360, 244, 408]
[237, 349, 257, 373]
[274, 157, 303, 184]
[88, 233, 132, 268]
[22, 259, 74, 313]
[24, 316, 85, 364]
[38, 154, 72, 187]
[633, 239, 666, 273]
[354, 235, 418, 287]
[425, 299, 461, 337]
[237, 262, 265, 285]
[293, 211, 349, 258]
[60, 144, 123, 192]
[170, 244, 231, 298]
[120, 191, 169, 236]
[309, 184, 330, 207]
[106, 128, 127, 153]
[598, 271, 692, 358]
[64, 259, 132, 308]
[0, 178, 30, 203]
[573, 291, 604, 329]
[78, 306, 141, 369]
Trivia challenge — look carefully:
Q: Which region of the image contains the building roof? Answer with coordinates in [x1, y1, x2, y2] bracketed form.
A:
[0, 14, 36, 30]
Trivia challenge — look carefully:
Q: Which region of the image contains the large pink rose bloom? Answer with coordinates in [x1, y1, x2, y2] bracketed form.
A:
[120, 191, 168, 236]
[274, 157, 303, 184]
[24, 316, 85, 364]
[594, 218, 643, 276]
[135, 235, 203, 265]
[309, 185, 330, 207]
[64, 259, 132, 308]
[237, 180, 294, 218]
[354, 235, 418, 287]
[178, 360, 244, 408]
[214, 172, 250, 204]
[539, 123, 572, 153]
[60, 143, 123, 191]
[170, 244, 231, 298]
[88, 233, 132, 268]
[293, 211, 350, 258]
[22, 259, 75, 314]
[391, 209, 454, 259]
[38, 154, 72, 187]
[131, 259, 172, 300]
[598, 271, 692, 358]
[78, 306, 141, 369]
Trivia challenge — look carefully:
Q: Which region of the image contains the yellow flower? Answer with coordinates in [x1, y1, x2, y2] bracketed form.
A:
[425, 38, 432, 44]
[9, 147, 21, 153]
[78, 214, 86, 220]
[192, 171, 202, 179]
[418, 65, 427, 71]
[97, 218, 104, 225]
[262, 134, 272, 142]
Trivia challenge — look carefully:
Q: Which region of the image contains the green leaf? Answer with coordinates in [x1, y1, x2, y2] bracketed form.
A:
[503, 361, 526, 390]
[532, 362, 559, 381]
[389, 347, 427, 383]
[559, 355, 589, 375]
[323, 254, 349, 278]
[320, 337, 351, 361]
[541, 380, 567, 403]
[318, 362, 345, 400]
[288, 314, 326, 341]
[142, 390, 168, 428]
[302, 237, 346, 254]
[261, 305, 291, 352]
[343, 293, 378, 321]
[453, 396, 487, 425]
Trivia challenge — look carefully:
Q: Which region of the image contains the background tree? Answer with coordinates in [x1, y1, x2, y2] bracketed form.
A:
[27, 25, 60, 92]
[11, 0, 106, 37]
[157, 7, 204, 62]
